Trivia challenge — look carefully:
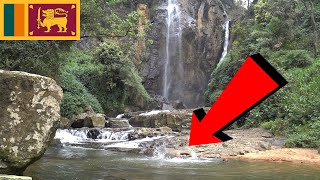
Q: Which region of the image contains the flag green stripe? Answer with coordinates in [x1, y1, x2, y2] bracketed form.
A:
[4, 4, 14, 36]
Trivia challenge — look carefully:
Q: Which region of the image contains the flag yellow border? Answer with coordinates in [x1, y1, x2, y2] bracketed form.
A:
[0, 0, 80, 40]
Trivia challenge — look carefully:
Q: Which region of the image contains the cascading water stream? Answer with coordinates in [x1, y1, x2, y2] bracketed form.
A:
[163, 0, 183, 101]
[54, 129, 132, 144]
[218, 17, 230, 65]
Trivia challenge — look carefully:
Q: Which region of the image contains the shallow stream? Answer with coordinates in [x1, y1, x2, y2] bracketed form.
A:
[25, 146, 320, 180]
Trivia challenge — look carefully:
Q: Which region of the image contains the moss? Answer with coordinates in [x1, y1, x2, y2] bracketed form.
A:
[0, 148, 11, 163]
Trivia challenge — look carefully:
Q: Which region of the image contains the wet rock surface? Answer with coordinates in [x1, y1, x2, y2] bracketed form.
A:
[0, 70, 63, 175]
[71, 112, 106, 128]
[128, 110, 192, 130]
[109, 118, 131, 128]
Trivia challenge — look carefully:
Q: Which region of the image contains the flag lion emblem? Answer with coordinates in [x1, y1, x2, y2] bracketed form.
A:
[37, 8, 68, 33]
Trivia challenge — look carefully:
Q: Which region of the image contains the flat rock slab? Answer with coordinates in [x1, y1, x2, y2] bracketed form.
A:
[165, 128, 286, 158]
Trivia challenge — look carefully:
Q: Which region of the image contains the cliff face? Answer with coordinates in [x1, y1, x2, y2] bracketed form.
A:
[138, 0, 228, 108]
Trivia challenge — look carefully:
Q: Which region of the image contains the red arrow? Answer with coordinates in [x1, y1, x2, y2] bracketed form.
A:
[189, 54, 287, 146]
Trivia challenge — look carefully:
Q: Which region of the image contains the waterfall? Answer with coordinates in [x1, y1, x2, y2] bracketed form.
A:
[218, 19, 230, 65]
[163, 0, 183, 101]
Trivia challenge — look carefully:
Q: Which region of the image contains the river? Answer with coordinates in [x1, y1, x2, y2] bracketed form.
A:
[24, 146, 320, 180]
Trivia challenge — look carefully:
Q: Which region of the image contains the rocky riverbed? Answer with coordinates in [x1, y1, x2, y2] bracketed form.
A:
[52, 126, 287, 160]
[165, 128, 287, 158]
[53, 109, 320, 165]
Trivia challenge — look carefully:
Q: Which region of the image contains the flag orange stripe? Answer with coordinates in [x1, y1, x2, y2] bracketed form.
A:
[14, 4, 24, 36]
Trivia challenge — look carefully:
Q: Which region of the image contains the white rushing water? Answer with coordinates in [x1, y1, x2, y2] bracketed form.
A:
[54, 129, 172, 151]
[163, 0, 183, 101]
[54, 129, 132, 144]
[105, 136, 167, 149]
[139, 110, 170, 116]
[218, 18, 230, 66]
[54, 129, 216, 163]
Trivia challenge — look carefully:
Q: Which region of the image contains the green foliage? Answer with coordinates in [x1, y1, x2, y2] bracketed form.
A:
[206, 54, 245, 104]
[260, 118, 289, 136]
[60, 45, 150, 115]
[285, 121, 320, 148]
[58, 70, 103, 118]
[92, 42, 151, 113]
[0, 41, 72, 78]
[0, 1, 150, 118]
[207, 0, 320, 148]
[271, 50, 313, 70]
[81, 0, 142, 39]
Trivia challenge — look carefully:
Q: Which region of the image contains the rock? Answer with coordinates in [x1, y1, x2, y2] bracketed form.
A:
[0, 175, 32, 180]
[58, 117, 72, 129]
[162, 103, 174, 111]
[261, 132, 273, 138]
[159, 127, 172, 133]
[91, 114, 106, 128]
[71, 113, 106, 128]
[133, 127, 173, 139]
[259, 142, 271, 150]
[136, 128, 154, 138]
[87, 129, 100, 139]
[109, 118, 131, 128]
[172, 100, 187, 109]
[130, 111, 190, 130]
[165, 113, 184, 130]
[71, 113, 93, 128]
[0, 70, 63, 175]
[50, 139, 63, 148]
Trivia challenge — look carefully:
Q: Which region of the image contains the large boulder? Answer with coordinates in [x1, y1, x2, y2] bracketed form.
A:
[71, 113, 106, 128]
[91, 114, 106, 128]
[0, 70, 63, 175]
[130, 111, 191, 130]
[109, 118, 131, 128]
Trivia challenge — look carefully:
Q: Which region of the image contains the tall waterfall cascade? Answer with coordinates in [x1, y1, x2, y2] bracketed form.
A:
[218, 17, 230, 66]
[163, 0, 183, 102]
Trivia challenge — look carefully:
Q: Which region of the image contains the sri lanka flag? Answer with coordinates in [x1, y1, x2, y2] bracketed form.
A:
[1, 0, 80, 40]
[4, 4, 25, 36]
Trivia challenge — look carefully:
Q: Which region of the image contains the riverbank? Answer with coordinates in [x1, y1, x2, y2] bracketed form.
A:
[166, 128, 286, 158]
[226, 148, 320, 164]
[165, 128, 320, 165]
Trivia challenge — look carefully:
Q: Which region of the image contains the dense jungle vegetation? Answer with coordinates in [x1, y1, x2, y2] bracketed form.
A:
[207, 0, 320, 148]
